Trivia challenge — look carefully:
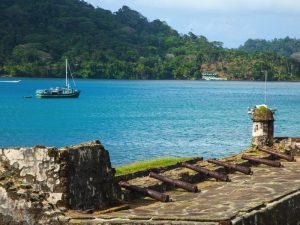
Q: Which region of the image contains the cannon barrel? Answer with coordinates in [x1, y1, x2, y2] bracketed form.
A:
[241, 155, 282, 167]
[149, 172, 198, 193]
[182, 162, 230, 182]
[258, 148, 294, 162]
[119, 181, 170, 202]
[207, 158, 252, 175]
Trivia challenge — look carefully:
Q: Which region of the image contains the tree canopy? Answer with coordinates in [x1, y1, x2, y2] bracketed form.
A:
[239, 37, 300, 57]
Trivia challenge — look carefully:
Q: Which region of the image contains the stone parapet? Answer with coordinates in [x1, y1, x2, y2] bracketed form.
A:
[0, 141, 120, 225]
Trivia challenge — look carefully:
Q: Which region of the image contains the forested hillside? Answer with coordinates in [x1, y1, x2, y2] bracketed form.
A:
[239, 37, 300, 57]
[0, 0, 300, 80]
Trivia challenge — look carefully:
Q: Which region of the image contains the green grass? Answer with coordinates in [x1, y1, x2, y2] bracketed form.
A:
[115, 157, 193, 176]
[257, 105, 267, 112]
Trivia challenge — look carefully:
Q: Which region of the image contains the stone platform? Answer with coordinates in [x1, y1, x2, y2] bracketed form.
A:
[68, 157, 300, 225]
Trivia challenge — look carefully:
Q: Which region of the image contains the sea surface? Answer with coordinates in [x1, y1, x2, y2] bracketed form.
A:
[0, 78, 300, 166]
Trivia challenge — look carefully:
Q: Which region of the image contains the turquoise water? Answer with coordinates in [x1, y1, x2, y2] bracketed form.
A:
[0, 78, 300, 166]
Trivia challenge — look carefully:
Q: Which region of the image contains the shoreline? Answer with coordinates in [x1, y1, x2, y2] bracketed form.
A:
[1, 75, 300, 82]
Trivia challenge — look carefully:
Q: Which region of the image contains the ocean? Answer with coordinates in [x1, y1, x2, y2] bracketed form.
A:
[0, 78, 299, 166]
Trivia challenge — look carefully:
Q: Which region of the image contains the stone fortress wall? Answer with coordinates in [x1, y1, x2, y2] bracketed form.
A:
[1, 107, 300, 224]
[0, 141, 120, 225]
[1, 138, 300, 225]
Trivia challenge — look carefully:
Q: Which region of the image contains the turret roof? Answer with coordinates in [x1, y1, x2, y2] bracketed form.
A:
[252, 106, 274, 122]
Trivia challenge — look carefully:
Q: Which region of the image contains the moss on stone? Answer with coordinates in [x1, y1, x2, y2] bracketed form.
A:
[252, 108, 274, 122]
[34, 145, 46, 149]
[257, 105, 267, 112]
[47, 148, 58, 158]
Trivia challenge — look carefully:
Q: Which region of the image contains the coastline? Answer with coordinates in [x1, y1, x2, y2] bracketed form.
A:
[2, 75, 300, 82]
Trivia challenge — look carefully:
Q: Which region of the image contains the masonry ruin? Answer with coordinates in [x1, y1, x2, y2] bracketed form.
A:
[0, 141, 120, 224]
[251, 107, 275, 147]
[2, 109, 300, 225]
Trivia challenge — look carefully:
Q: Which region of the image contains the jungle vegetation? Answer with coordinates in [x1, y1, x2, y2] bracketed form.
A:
[1, 0, 300, 80]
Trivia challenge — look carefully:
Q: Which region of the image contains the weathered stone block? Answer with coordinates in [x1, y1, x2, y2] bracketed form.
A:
[251, 108, 274, 147]
[62, 141, 120, 210]
[0, 140, 120, 224]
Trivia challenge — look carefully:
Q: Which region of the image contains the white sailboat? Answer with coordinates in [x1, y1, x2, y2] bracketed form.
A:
[36, 59, 80, 98]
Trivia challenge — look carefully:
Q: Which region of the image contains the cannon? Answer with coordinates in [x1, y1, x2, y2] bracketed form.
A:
[258, 147, 295, 162]
[149, 172, 198, 193]
[182, 162, 230, 182]
[241, 155, 282, 167]
[119, 181, 170, 202]
[207, 158, 252, 175]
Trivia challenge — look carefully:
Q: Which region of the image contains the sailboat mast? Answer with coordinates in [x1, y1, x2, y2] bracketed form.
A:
[264, 70, 267, 104]
[65, 59, 69, 88]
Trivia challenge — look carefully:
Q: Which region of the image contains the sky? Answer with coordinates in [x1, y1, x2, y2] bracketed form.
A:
[86, 0, 300, 48]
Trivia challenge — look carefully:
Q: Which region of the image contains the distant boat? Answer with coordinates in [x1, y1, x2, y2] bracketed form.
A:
[36, 59, 80, 98]
[0, 80, 21, 83]
[247, 104, 276, 114]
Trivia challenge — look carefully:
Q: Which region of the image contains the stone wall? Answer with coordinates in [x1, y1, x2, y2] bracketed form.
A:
[63, 142, 119, 210]
[0, 140, 120, 225]
[274, 137, 300, 156]
[252, 121, 274, 147]
[251, 108, 274, 147]
[232, 190, 300, 225]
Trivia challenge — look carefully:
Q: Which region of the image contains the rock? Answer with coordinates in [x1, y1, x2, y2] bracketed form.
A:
[34, 145, 46, 149]
[3, 181, 14, 189]
[30, 194, 41, 202]
[8, 186, 17, 192]
[0, 171, 12, 181]
[47, 148, 58, 158]
[58, 207, 67, 212]
[57, 216, 71, 222]
[20, 183, 32, 189]
[81, 209, 94, 214]
[17, 189, 26, 197]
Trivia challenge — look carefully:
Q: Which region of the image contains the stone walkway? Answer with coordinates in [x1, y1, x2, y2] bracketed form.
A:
[68, 158, 300, 224]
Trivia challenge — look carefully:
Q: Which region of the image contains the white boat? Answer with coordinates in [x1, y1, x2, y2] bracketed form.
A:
[35, 59, 80, 98]
[0, 80, 21, 83]
[247, 104, 276, 114]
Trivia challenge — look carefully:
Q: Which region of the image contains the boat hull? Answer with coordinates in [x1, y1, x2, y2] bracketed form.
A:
[36, 91, 80, 98]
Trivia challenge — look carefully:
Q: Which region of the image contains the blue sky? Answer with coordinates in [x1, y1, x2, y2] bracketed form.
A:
[86, 0, 300, 48]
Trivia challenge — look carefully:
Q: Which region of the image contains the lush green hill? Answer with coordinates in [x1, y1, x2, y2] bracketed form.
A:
[239, 37, 300, 57]
[0, 0, 300, 80]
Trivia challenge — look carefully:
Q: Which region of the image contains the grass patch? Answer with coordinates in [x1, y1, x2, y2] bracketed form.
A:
[257, 105, 267, 112]
[116, 157, 193, 176]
